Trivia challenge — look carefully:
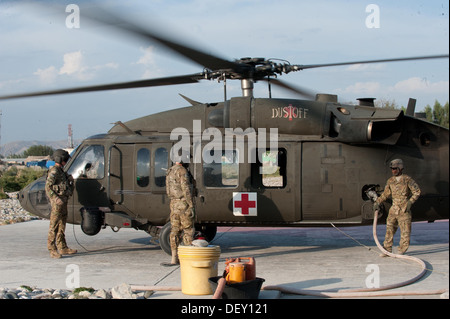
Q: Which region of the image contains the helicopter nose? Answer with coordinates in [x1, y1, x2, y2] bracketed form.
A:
[19, 177, 51, 220]
[18, 188, 32, 213]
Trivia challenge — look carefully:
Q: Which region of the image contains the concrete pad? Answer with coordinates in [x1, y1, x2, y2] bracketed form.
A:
[0, 219, 448, 299]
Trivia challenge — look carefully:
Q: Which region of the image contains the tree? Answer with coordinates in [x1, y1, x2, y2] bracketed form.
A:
[0, 167, 46, 194]
[23, 145, 54, 157]
[376, 98, 449, 129]
[7, 145, 55, 158]
[374, 98, 406, 113]
[424, 105, 433, 123]
[424, 100, 449, 128]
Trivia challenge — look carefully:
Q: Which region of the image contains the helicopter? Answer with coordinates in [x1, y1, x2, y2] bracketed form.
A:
[1, 9, 448, 255]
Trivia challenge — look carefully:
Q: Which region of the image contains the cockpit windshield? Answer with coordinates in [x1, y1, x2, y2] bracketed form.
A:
[67, 145, 105, 179]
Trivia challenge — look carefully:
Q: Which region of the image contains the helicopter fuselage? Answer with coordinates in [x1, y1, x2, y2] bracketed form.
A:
[19, 96, 449, 252]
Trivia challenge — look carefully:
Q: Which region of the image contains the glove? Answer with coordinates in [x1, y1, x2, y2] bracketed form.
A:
[373, 202, 380, 212]
[406, 201, 412, 213]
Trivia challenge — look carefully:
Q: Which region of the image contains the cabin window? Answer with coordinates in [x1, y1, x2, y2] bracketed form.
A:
[68, 145, 105, 179]
[154, 147, 169, 187]
[203, 150, 239, 188]
[251, 149, 286, 188]
[136, 148, 150, 187]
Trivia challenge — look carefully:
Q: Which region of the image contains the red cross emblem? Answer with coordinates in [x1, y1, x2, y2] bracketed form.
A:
[233, 192, 257, 216]
[284, 104, 295, 121]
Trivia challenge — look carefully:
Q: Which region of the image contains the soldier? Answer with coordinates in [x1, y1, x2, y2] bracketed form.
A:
[45, 149, 77, 259]
[374, 159, 421, 256]
[162, 160, 195, 266]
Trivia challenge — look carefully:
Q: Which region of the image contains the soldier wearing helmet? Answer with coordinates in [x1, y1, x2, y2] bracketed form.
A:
[45, 149, 77, 259]
[374, 159, 421, 256]
[161, 156, 195, 267]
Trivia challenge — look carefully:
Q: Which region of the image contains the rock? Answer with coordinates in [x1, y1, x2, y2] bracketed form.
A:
[5, 292, 18, 299]
[32, 292, 52, 299]
[52, 289, 68, 299]
[135, 290, 154, 299]
[143, 290, 154, 298]
[0, 193, 40, 225]
[111, 283, 133, 299]
[77, 290, 92, 299]
[94, 289, 110, 299]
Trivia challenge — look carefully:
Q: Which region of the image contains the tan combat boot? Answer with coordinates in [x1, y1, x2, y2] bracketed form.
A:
[59, 247, 77, 255]
[50, 250, 62, 259]
[379, 247, 392, 257]
[160, 250, 179, 267]
[171, 250, 179, 265]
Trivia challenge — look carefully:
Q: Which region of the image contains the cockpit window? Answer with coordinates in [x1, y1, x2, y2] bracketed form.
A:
[29, 179, 49, 207]
[67, 145, 105, 179]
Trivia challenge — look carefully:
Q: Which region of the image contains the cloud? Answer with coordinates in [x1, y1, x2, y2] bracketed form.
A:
[335, 77, 449, 100]
[337, 81, 381, 95]
[34, 51, 118, 84]
[389, 77, 449, 94]
[59, 51, 84, 77]
[34, 66, 58, 84]
[136, 46, 156, 66]
[135, 46, 162, 79]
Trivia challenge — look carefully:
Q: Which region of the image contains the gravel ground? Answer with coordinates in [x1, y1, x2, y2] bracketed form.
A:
[0, 192, 40, 225]
[0, 283, 155, 299]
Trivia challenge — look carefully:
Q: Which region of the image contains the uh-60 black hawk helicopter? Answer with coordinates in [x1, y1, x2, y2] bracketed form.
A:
[1, 10, 448, 255]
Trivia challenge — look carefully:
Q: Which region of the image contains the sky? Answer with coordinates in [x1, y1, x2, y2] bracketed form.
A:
[0, 0, 448, 147]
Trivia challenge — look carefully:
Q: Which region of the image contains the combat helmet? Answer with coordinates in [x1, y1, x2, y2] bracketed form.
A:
[389, 158, 404, 170]
[52, 149, 70, 164]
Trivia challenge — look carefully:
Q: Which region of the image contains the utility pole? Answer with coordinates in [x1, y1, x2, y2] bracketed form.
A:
[68, 124, 73, 149]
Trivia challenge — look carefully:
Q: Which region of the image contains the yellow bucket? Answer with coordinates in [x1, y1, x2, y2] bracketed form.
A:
[178, 245, 221, 295]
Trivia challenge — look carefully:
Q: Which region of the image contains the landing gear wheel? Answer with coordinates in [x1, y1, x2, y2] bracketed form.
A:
[159, 222, 172, 255]
[159, 223, 218, 255]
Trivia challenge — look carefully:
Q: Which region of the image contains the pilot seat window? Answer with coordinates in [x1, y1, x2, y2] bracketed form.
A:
[67, 145, 105, 180]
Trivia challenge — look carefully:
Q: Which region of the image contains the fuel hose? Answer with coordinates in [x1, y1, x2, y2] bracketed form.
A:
[262, 209, 447, 298]
[131, 212, 447, 298]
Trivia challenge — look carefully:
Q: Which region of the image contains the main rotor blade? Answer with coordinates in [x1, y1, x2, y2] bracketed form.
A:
[296, 54, 449, 70]
[264, 78, 317, 100]
[0, 74, 203, 101]
[84, 8, 243, 73]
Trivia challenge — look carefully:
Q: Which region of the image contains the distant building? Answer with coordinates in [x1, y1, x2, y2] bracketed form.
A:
[25, 156, 51, 168]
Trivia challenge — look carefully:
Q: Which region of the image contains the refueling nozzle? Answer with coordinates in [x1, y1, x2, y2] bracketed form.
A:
[365, 185, 379, 202]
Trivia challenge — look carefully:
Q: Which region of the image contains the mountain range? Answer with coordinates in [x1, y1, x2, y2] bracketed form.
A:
[0, 140, 81, 157]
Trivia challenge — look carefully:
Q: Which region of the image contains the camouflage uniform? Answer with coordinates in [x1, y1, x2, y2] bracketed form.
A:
[45, 165, 74, 255]
[376, 174, 421, 254]
[166, 164, 195, 254]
